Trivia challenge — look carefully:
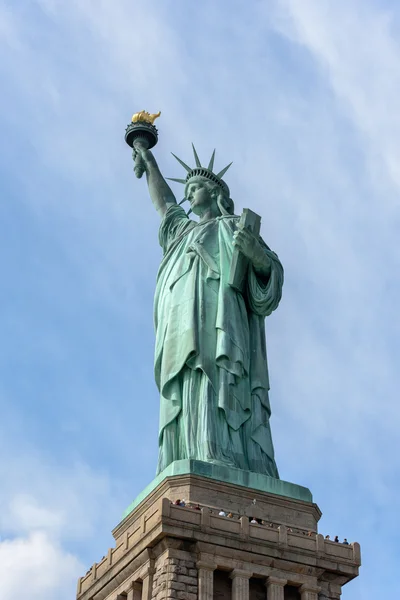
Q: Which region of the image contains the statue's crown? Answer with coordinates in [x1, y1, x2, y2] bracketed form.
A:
[167, 144, 232, 197]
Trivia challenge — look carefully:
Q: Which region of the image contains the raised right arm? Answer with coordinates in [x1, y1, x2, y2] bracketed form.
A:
[133, 144, 177, 218]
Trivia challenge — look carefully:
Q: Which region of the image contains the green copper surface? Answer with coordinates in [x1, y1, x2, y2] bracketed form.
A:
[130, 139, 284, 482]
[123, 460, 313, 518]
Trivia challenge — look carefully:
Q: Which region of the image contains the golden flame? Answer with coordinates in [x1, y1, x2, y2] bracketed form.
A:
[131, 110, 161, 125]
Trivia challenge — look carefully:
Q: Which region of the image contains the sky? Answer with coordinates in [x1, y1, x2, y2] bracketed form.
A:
[0, 0, 399, 598]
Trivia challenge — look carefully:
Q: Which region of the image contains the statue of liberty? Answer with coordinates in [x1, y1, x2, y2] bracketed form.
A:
[132, 130, 283, 479]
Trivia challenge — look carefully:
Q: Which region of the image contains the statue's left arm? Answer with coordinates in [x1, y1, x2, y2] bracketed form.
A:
[233, 224, 283, 316]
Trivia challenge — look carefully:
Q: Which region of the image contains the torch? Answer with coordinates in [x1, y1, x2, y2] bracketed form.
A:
[124, 110, 161, 178]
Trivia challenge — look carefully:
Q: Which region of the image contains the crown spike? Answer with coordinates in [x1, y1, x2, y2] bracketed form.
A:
[171, 153, 192, 172]
[192, 143, 202, 168]
[216, 162, 233, 179]
[208, 149, 216, 171]
[178, 198, 187, 205]
[166, 177, 187, 184]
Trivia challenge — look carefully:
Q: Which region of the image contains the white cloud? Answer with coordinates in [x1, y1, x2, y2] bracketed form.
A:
[0, 428, 125, 599]
[0, 441, 123, 542]
[265, 0, 400, 421]
[0, 531, 82, 600]
[7, 494, 64, 536]
[273, 0, 400, 193]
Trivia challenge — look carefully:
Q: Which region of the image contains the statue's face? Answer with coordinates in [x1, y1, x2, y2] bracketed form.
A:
[186, 179, 214, 215]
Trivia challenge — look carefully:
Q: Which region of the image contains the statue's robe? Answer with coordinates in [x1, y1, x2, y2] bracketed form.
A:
[155, 204, 283, 477]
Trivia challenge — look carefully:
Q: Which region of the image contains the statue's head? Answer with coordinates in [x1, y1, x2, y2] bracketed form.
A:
[167, 145, 234, 217]
[186, 176, 234, 217]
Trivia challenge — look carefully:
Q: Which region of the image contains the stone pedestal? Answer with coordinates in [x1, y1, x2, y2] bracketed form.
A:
[76, 468, 360, 600]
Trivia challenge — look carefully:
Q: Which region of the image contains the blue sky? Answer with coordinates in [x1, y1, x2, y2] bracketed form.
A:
[0, 0, 399, 597]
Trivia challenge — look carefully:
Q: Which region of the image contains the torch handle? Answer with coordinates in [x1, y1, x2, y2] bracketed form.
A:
[132, 137, 150, 179]
[134, 152, 146, 179]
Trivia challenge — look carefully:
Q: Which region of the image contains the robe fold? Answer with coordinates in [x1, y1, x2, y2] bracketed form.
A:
[154, 204, 283, 477]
